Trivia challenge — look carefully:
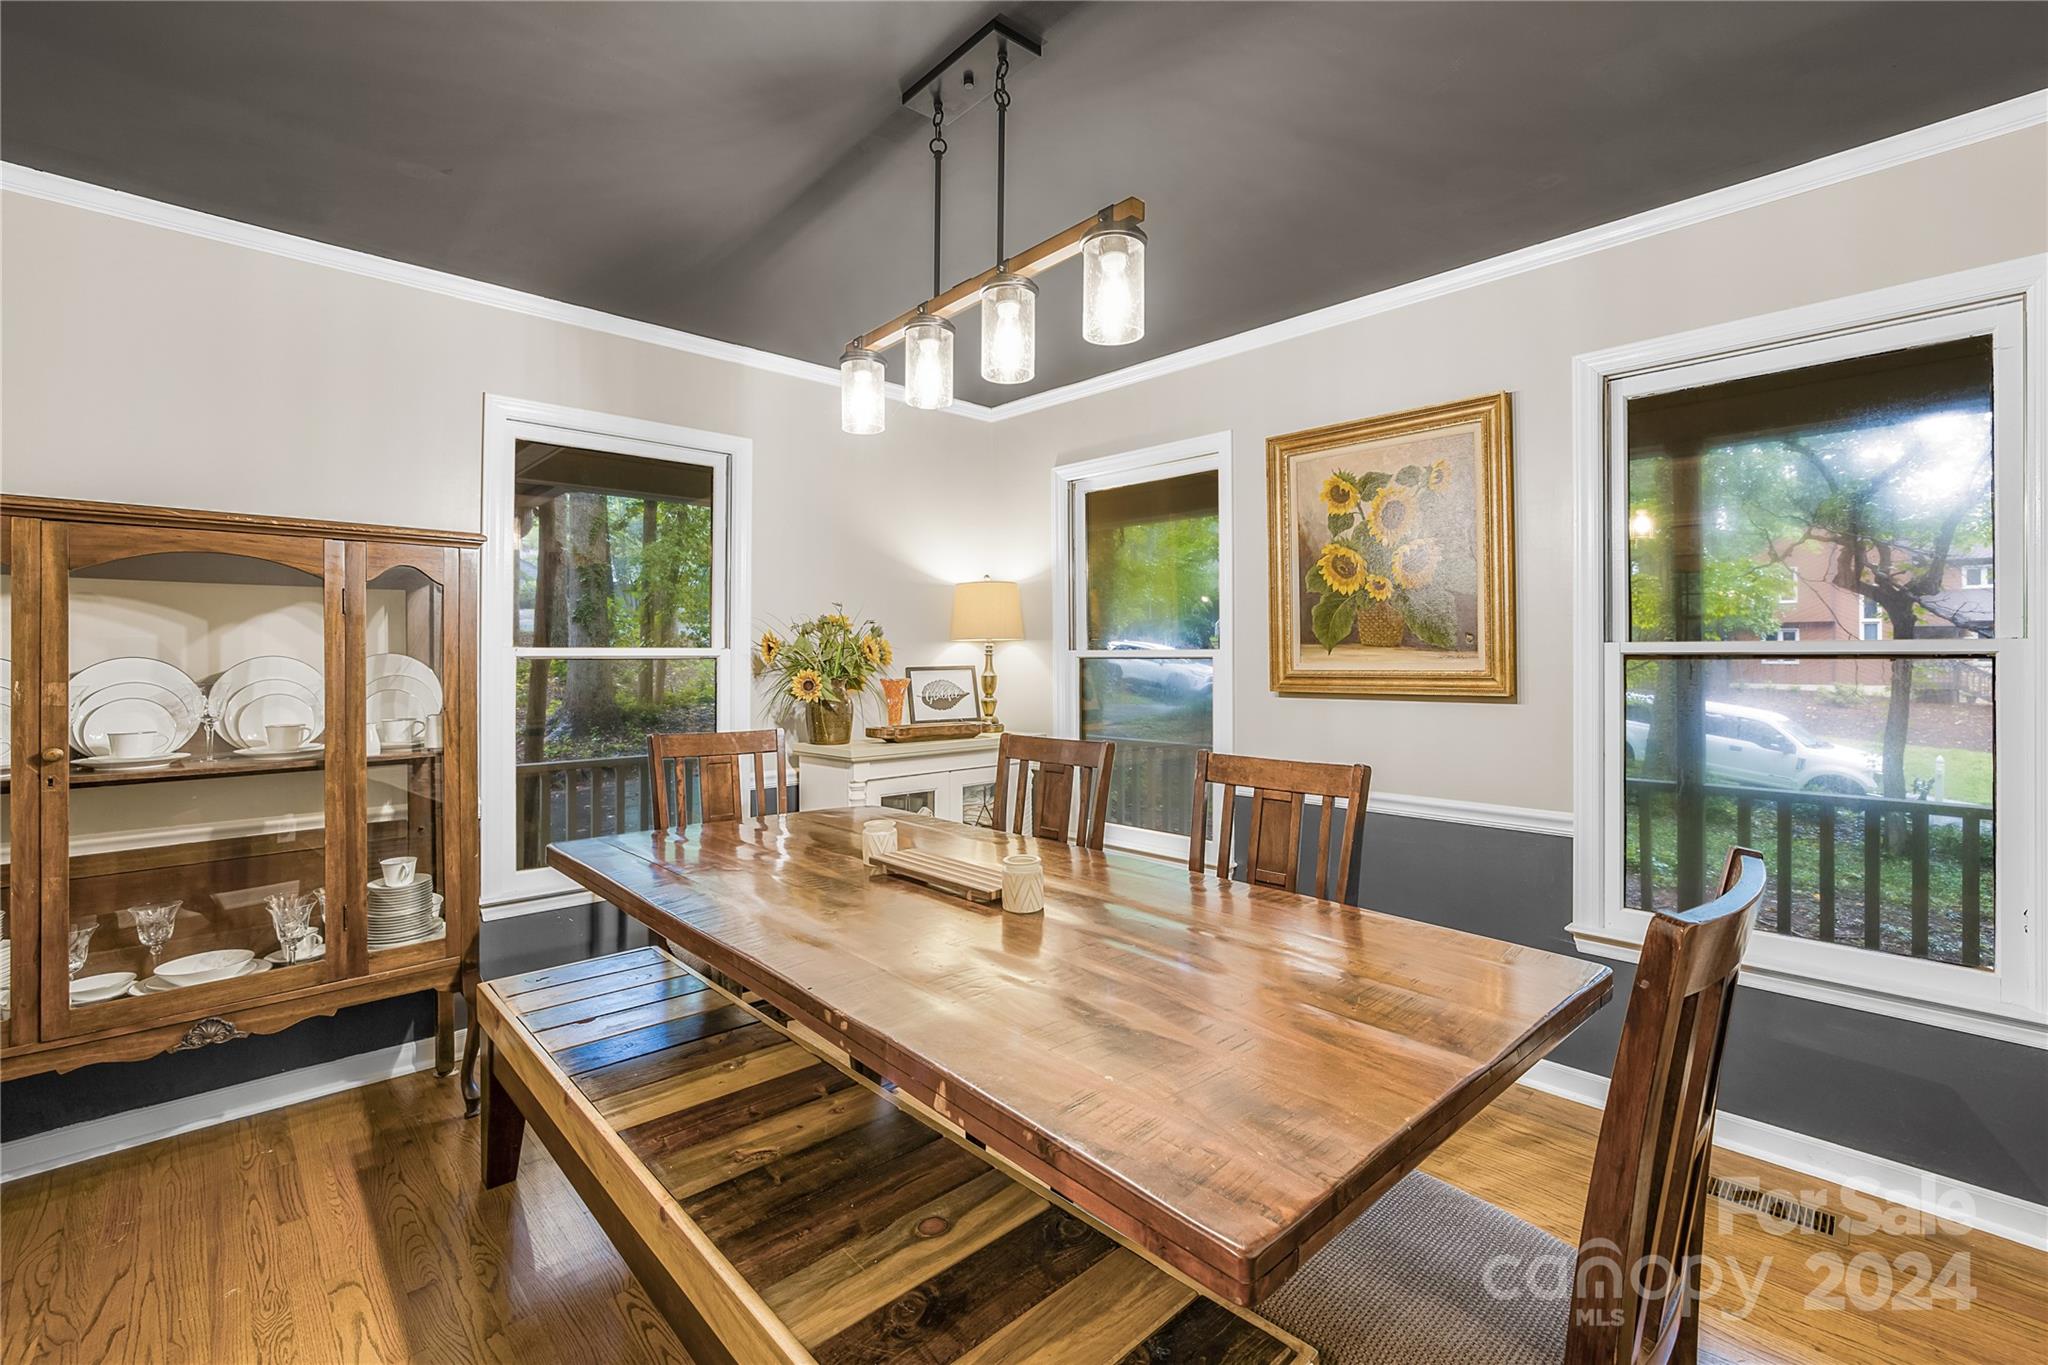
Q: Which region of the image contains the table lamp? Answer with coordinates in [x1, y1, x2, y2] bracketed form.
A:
[951, 577, 1024, 733]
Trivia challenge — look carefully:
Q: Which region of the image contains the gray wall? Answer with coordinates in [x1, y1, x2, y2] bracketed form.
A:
[8, 809, 2041, 1210]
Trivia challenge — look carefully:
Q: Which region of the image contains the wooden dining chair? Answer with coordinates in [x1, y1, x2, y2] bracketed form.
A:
[648, 728, 789, 830]
[988, 734, 1116, 849]
[1187, 750, 1372, 902]
[1260, 846, 1769, 1365]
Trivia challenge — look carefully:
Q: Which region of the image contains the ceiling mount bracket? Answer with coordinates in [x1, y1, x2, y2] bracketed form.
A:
[901, 15, 1041, 122]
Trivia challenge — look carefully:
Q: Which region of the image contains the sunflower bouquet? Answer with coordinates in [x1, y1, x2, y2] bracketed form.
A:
[1306, 458, 1477, 651]
[755, 607, 893, 744]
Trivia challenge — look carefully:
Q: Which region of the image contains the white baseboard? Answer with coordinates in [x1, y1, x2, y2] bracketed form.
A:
[0, 1028, 465, 1184]
[1517, 1060, 2048, 1253]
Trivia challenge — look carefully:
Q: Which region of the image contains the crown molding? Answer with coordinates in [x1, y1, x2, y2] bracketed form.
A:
[5, 88, 2040, 427]
[987, 88, 2048, 420]
[0, 161, 999, 422]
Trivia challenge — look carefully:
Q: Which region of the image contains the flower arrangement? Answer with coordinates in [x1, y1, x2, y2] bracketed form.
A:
[1306, 457, 1477, 650]
[756, 607, 893, 743]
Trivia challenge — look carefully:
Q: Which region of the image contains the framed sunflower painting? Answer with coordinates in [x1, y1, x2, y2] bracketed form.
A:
[1266, 392, 1515, 698]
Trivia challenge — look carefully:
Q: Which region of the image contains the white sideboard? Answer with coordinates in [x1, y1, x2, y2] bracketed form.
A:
[792, 734, 1001, 825]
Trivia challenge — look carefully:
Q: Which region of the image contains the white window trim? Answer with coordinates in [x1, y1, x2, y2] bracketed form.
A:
[1570, 257, 2047, 1048]
[1051, 433, 1234, 860]
[481, 395, 752, 911]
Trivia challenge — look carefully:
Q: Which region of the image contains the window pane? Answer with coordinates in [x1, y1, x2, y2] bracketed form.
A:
[1084, 472, 1219, 650]
[1080, 656, 1212, 836]
[1622, 655, 1993, 968]
[513, 658, 717, 867]
[515, 441, 716, 648]
[1626, 338, 1994, 642]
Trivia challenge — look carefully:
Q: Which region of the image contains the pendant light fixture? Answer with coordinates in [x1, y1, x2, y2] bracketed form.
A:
[838, 343, 886, 435]
[978, 44, 1037, 385]
[902, 90, 955, 410]
[1081, 216, 1146, 345]
[837, 15, 1149, 433]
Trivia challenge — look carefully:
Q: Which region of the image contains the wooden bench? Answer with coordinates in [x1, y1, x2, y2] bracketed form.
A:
[478, 946, 1315, 1364]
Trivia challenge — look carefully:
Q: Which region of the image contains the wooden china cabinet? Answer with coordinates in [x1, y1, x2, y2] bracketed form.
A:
[0, 496, 483, 1111]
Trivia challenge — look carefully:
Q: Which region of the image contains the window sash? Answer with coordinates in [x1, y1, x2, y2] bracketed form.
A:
[1574, 274, 2041, 1043]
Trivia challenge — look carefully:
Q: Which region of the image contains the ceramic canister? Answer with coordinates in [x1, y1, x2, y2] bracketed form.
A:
[1001, 853, 1045, 915]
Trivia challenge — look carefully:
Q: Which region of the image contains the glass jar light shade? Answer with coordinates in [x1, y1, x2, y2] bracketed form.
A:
[1081, 221, 1146, 346]
[902, 313, 955, 410]
[839, 344, 886, 435]
[979, 272, 1038, 384]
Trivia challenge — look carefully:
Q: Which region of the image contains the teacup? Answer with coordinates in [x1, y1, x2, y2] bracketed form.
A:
[265, 722, 311, 752]
[380, 856, 418, 887]
[374, 718, 425, 747]
[107, 730, 168, 759]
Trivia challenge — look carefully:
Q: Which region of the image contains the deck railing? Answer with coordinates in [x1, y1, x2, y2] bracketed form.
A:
[1101, 739, 1202, 837]
[516, 755, 655, 868]
[1624, 776, 1993, 968]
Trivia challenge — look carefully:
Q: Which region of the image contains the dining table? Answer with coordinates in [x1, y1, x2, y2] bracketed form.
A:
[546, 806, 1612, 1307]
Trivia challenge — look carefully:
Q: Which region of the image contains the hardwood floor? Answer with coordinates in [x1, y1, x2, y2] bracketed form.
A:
[3, 1073, 2041, 1363]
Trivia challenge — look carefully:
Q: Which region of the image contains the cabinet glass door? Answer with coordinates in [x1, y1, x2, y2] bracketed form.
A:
[48, 525, 345, 1037]
[2, 519, 22, 1042]
[361, 546, 456, 965]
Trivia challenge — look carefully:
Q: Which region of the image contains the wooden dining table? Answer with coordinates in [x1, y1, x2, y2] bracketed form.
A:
[547, 807, 1611, 1307]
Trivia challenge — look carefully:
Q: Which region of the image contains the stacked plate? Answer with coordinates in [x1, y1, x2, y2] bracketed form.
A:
[209, 655, 324, 750]
[367, 875, 444, 948]
[69, 656, 205, 757]
[366, 653, 444, 737]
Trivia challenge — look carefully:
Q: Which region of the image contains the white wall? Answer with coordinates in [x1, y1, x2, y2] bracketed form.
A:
[993, 125, 2048, 813]
[0, 192, 1051, 733]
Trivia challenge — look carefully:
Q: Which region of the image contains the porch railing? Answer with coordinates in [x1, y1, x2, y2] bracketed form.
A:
[516, 755, 654, 868]
[1100, 739, 1201, 837]
[1624, 776, 1993, 968]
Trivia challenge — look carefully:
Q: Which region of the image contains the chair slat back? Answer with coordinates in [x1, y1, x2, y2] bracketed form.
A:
[989, 734, 1116, 850]
[1186, 751, 1371, 901]
[648, 729, 787, 830]
[1566, 846, 1766, 1365]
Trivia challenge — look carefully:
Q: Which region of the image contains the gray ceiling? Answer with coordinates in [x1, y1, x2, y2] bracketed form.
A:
[6, 3, 2045, 406]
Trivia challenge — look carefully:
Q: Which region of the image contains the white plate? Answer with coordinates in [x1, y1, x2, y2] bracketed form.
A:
[130, 959, 271, 994]
[220, 680, 323, 750]
[71, 971, 138, 1003]
[370, 924, 446, 950]
[208, 657, 324, 747]
[264, 936, 326, 965]
[71, 678, 201, 751]
[156, 947, 256, 985]
[75, 696, 184, 759]
[76, 750, 193, 771]
[367, 653, 444, 714]
[69, 658, 204, 755]
[232, 742, 325, 758]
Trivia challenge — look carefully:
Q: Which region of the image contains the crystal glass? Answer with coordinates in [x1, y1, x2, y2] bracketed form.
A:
[130, 900, 181, 968]
[1082, 221, 1146, 345]
[903, 313, 955, 410]
[67, 921, 97, 979]
[265, 892, 317, 966]
[979, 273, 1037, 384]
[839, 345, 886, 435]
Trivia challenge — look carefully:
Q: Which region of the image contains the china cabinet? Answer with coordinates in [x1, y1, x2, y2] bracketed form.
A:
[0, 496, 483, 1110]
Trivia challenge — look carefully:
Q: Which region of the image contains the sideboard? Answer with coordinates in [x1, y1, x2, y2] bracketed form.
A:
[792, 733, 1000, 825]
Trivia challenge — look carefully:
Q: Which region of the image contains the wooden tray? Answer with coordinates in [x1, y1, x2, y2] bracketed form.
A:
[864, 722, 988, 742]
[873, 847, 1003, 903]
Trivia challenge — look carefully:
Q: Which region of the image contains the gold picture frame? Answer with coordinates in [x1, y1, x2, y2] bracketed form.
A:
[1267, 392, 1516, 698]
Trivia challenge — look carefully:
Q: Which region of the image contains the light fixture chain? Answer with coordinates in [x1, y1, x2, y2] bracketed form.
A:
[930, 88, 946, 297]
[993, 44, 1010, 268]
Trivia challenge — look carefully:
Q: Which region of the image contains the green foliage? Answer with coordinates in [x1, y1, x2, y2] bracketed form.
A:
[1086, 508, 1220, 649]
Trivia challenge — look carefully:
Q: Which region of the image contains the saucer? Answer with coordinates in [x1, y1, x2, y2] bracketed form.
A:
[77, 751, 192, 771]
[233, 742, 325, 757]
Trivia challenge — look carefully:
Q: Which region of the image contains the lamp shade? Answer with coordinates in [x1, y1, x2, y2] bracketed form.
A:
[951, 578, 1024, 641]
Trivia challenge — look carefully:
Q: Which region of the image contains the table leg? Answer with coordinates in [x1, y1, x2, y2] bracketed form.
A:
[480, 1041, 525, 1188]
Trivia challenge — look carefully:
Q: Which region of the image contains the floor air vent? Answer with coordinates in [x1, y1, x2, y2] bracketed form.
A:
[1706, 1177, 1840, 1238]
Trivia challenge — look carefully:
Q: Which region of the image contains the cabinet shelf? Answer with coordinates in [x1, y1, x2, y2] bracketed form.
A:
[0, 748, 443, 793]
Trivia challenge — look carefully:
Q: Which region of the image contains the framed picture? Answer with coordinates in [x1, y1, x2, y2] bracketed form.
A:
[904, 664, 980, 724]
[1267, 392, 1515, 698]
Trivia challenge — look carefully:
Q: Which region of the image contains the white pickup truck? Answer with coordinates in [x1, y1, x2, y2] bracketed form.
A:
[1624, 698, 1882, 794]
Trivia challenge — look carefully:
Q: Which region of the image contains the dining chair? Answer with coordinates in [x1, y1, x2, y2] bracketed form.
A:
[988, 734, 1116, 849]
[1260, 846, 1769, 1365]
[1187, 750, 1372, 901]
[648, 728, 789, 830]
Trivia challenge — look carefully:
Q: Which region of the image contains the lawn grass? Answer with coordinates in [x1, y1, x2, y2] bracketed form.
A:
[1900, 745, 1994, 805]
